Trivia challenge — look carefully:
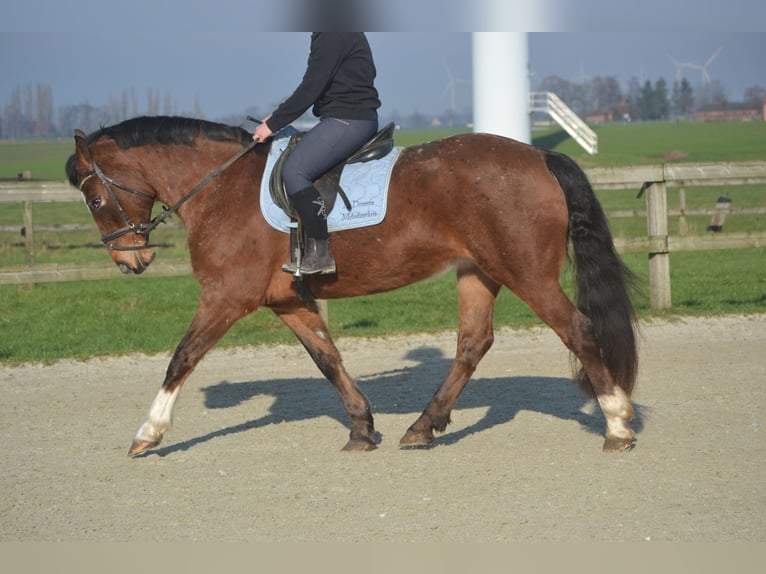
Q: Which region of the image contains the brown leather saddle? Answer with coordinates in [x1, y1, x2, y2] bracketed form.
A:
[269, 121, 396, 220]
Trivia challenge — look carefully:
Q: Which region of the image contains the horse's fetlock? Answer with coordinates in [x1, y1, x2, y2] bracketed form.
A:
[432, 413, 452, 433]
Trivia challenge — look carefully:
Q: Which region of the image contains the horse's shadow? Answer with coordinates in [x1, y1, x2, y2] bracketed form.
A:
[144, 346, 645, 457]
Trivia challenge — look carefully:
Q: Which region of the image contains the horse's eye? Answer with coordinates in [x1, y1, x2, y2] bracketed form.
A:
[89, 197, 103, 210]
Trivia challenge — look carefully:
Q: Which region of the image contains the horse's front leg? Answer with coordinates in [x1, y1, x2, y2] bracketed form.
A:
[272, 301, 376, 451]
[400, 265, 500, 446]
[128, 290, 248, 456]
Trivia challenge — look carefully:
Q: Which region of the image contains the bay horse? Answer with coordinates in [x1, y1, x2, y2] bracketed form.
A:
[66, 116, 638, 456]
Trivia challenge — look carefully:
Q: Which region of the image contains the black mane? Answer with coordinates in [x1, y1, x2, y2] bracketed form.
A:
[66, 116, 255, 186]
[85, 115, 253, 149]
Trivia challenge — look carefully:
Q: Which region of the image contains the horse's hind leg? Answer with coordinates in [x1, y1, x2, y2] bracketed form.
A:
[400, 264, 500, 446]
[273, 301, 376, 451]
[515, 282, 635, 451]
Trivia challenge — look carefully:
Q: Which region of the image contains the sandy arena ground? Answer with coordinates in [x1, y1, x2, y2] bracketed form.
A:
[1, 314, 764, 541]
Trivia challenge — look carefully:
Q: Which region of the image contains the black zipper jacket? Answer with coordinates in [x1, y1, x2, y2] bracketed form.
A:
[266, 33, 380, 132]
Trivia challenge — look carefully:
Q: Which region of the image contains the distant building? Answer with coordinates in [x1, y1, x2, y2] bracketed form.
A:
[692, 98, 765, 122]
[585, 110, 612, 124]
[585, 99, 629, 125]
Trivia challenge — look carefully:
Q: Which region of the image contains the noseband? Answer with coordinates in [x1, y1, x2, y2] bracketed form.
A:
[80, 140, 258, 252]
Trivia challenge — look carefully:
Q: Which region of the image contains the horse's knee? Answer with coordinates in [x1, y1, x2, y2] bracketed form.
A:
[457, 332, 494, 366]
[478, 331, 494, 356]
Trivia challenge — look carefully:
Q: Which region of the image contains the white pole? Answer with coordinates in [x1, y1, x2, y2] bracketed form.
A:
[472, 32, 530, 143]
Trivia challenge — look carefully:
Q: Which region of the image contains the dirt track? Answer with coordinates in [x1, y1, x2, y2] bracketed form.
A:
[1, 314, 764, 541]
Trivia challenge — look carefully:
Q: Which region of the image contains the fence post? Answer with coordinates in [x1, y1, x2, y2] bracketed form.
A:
[678, 186, 688, 235]
[645, 181, 671, 310]
[23, 200, 35, 267]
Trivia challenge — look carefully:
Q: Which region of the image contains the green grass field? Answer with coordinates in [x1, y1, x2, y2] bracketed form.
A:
[1, 121, 764, 363]
[0, 140, 73, 181]
[534, 121, 766, 167]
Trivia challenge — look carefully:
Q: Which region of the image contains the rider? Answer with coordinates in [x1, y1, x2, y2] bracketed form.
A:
[252, 32, 380, 275]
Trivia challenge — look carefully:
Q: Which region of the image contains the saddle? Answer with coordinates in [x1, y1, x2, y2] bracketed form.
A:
[269, 121, 396, 219]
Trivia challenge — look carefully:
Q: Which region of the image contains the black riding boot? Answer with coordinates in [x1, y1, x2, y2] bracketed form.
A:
[283, 186, 336, 275]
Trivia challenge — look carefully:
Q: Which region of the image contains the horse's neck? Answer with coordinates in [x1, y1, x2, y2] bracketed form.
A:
[144, 144, 264, 220]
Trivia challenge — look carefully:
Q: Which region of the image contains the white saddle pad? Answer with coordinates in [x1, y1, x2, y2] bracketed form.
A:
[259, 127, 402, 233]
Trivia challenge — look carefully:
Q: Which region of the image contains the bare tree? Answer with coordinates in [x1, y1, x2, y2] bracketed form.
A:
[193, 96, 205, 119]
[23, 85, 34, 130]
[162, 91, 175, 115]
[743, 85, 766, 107]
[147, 88, 160, 115]
[696, 79, 728, 109]
[3, 86, 23, 139]
[589, 75, 623, 117]
[35, 84, 55, 137]
[130, 87, 139, 117]
[121, 89, 129, 119]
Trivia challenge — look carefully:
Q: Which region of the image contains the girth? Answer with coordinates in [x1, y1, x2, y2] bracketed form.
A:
[269, 121, 395, 219]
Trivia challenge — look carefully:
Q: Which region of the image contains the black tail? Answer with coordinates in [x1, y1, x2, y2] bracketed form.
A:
[545, 150, 638, 396]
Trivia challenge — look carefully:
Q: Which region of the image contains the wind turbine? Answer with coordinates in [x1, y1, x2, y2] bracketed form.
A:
[440, 64, 469, 126]
[700, 46, 723, 87]
[685, 47, 723, 88]
[667, 54, 698, 83]
[576, 59, 591, 84]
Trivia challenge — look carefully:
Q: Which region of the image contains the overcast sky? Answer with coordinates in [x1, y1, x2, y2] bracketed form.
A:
[1, 1, 764, 122]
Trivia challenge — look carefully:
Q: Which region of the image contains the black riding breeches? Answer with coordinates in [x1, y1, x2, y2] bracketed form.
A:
[281, 117, 378, 196]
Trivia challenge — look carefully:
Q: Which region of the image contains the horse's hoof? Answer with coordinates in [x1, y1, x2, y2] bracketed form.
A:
[399, 429, 434, 448]
[128, 438, 160, 457]
[602, 435, 634, 452]
[341, 439, 376, 452]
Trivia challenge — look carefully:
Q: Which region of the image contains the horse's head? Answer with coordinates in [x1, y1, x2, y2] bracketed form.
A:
[66, 129, 157, 274]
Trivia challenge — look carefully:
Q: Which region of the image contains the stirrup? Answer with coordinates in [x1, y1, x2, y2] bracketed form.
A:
[282, 260, 336, 276]
[283, 238, 336, 276]
[282, 260, 337, 275]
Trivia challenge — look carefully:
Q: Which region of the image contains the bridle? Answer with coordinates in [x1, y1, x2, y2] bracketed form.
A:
[79, 163, 157, 251]
[79, 140, 258, 251]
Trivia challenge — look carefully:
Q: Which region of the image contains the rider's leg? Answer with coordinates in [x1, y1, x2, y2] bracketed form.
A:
[281, 117, 377, 275]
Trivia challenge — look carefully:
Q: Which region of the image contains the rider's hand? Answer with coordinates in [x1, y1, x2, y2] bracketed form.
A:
[252, 119, 273, 143]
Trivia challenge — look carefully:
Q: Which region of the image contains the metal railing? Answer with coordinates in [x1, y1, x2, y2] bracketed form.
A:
[529, 91, 598, 155]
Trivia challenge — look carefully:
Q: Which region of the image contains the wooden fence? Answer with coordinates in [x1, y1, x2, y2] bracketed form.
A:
[2, 161, 766, 310]
[586, 162, 766, 308]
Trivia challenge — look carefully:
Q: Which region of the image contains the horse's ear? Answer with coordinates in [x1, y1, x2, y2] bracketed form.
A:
[73, 129, 93, 170]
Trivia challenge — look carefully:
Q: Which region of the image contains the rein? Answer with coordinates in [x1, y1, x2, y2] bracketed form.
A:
[83, 140, 258, 251]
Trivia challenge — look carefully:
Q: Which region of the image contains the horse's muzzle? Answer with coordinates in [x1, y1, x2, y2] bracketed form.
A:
[116, 248, 155, 275]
